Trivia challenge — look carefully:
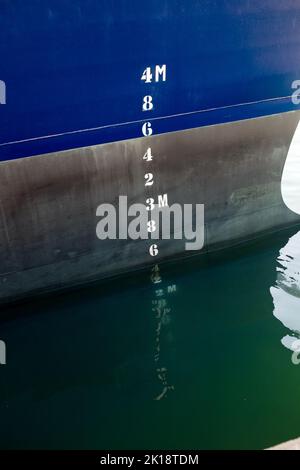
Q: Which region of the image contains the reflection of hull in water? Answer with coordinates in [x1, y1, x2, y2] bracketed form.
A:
[271, 230, 300, 352]
[1, 111, 300, 303]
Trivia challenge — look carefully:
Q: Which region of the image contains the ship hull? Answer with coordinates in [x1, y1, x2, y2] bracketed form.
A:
[1, 1, 300, 301]
[0, 111, 299, 303]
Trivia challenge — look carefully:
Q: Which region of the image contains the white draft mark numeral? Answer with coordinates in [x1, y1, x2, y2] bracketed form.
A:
[142, 122, 153, 137]
[141, 65, 167, 84]
[149, 244, 159, 257]
[143, 95, 154, 112]
[144, 173, 154, 186]
[143, 147, 153, 162]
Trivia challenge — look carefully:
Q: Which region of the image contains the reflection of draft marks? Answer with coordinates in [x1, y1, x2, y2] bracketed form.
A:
[151, 264, 176, 400]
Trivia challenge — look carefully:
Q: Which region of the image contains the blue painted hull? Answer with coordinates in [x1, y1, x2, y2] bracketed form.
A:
[1, 0, 300, 160]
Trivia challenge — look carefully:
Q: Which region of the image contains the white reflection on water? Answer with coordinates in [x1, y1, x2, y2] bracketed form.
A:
[270, 230, 300, 353]
[281, 120, 300, 214]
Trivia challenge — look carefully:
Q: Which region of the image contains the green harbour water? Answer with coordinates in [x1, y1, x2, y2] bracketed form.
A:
[1, 225, 300, 449]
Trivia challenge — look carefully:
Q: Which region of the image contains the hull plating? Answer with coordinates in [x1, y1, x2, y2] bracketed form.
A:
[0, 112, 298, 302]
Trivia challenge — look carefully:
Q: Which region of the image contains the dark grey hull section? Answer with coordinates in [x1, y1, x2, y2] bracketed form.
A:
[0, 111, 300, 303]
